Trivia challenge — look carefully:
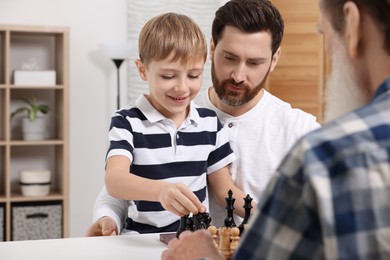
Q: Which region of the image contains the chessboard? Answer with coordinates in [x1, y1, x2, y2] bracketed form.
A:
[159, 190, 253, 260]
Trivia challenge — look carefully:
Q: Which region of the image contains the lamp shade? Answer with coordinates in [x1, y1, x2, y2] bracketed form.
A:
[100, 43, 134, 60]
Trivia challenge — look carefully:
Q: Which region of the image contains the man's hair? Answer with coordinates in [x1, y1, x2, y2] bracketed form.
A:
[138, 12, 207, 66]
[321, 0, 390, 54]
[211, 0, 284, 55]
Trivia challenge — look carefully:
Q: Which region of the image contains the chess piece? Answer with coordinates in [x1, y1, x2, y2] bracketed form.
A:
[193, 212, 211, 230]
[230, 227, 240, 256]
[224, 189, 236, 228]
[219, 226, 232, 260]
[176, 214, 189, 238]
[238, 194, 253, 234]
[186, 215, 195, 231]
[207, 225, 219, 249]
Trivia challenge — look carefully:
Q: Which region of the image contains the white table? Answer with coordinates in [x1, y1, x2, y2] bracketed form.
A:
[0, 233, 167, 260]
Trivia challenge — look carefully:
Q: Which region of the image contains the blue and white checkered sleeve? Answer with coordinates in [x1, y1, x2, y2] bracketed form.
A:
[233, 140, 324, 259]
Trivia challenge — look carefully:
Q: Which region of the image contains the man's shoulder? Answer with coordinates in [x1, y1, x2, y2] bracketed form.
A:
[263, 91, 320, 131]
[297, 108, 375, 156]
[265, 91, 317, 118]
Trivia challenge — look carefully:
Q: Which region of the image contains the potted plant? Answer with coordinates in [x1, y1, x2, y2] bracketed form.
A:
[11, 97, 50, 140]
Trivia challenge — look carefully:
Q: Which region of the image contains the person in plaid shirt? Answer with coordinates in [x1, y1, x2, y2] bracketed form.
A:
[162, 0, 390, 259]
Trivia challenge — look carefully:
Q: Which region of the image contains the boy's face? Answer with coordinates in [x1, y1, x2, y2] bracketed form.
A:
[136, 53, 205, 121]
[210, 26, 280, 107]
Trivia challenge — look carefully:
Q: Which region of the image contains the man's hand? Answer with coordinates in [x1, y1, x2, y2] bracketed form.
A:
[161, 230, 224, 260]
[85, 216, 118, 236]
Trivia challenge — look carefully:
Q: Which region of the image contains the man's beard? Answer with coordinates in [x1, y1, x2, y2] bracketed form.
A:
[324, 40, 370, 122]
[211, 63, 270, 107]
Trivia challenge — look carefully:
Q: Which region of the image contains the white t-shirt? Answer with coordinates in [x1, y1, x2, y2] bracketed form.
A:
[195, 89, 320, 226]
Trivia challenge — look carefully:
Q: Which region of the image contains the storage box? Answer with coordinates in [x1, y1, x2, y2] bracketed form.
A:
[14, 70, 56, 86]
[11, 201, 62, 241]
[0, 204, 4, 241]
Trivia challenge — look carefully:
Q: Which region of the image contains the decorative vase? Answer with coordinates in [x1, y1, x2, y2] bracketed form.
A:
[19, 170, 51, 196]
[22, 116, 49, 141]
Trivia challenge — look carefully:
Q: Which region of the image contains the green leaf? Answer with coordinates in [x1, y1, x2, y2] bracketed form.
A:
[10, 97, 50, 122]
[10, 107, 29, 118]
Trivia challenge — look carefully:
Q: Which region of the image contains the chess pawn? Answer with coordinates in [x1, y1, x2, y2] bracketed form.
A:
[207, 225, 218, 249]
[219, 227, 232, 260]
[230, 227, 240, 256]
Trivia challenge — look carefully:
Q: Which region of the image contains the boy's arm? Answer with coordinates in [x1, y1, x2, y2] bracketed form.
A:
[207, 166, 257, 218]
[105, 155, 206, 216]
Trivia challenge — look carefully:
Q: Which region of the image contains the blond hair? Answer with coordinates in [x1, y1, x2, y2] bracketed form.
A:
[138, 12, 207, 66]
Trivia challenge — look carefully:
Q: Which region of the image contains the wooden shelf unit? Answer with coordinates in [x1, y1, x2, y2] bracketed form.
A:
[0, 25, 69, 241]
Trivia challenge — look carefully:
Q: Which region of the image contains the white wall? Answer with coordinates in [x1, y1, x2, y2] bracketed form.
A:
[0, 0, 232, 238]
[0, 0, 128, 237]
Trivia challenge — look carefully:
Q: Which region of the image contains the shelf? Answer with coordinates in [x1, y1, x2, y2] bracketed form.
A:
[0, 146, 4, 198]
[0, 30, 5, 85]
[0, 24, 69, 241]
[10, 85, 64, 89]
[10, 192, 64, 202]
[9, 140, 64, 146]
[0, 88, 5, 141]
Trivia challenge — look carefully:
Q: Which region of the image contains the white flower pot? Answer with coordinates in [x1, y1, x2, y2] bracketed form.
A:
[22, 116, 49, 141]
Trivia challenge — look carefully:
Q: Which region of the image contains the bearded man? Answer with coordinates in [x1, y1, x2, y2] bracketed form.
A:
[162, 0, 390, 259]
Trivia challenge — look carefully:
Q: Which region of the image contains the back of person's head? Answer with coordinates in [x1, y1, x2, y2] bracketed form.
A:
[212, 0, 284, 55]
[138, 12, 207, 66]
[320, 0, 390, 54]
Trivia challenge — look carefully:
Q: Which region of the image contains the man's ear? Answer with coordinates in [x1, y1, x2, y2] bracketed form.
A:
[270, 47, 281, 72]
[135, 59, 147, 81]
[209, 38, 215, 63]
[343, 1, 361, 58]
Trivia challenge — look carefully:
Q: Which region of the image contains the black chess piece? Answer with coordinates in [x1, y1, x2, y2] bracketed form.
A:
[224, 189, 236, 227]
[238, 194, 253, 234]
[176, 214, 189, 238]
[186, 216, 195, 231]
[192, 212, 212, 230]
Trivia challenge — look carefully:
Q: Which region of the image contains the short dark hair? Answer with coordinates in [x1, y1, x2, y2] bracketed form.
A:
[321, 0, 390, 54]
[212, 0, 284, 55]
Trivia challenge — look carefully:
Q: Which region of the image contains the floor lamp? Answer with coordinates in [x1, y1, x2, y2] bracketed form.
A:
[100, 43, 133, 110]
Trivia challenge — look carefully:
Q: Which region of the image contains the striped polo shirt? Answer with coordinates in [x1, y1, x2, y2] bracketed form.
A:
[106, 94, 236, 233]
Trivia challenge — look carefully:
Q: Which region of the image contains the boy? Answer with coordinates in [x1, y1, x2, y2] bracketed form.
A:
[104, 12, 249, 234]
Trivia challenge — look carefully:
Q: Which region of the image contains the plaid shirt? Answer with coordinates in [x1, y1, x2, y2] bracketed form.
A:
[235, 77, 390, 260]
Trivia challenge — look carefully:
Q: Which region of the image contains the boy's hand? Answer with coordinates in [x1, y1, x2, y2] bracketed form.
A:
[158, 182, 206, 216]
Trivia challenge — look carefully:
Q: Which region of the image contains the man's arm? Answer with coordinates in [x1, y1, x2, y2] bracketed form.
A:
[85, 185, 129, 236]
[233, 170, 323, 259]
